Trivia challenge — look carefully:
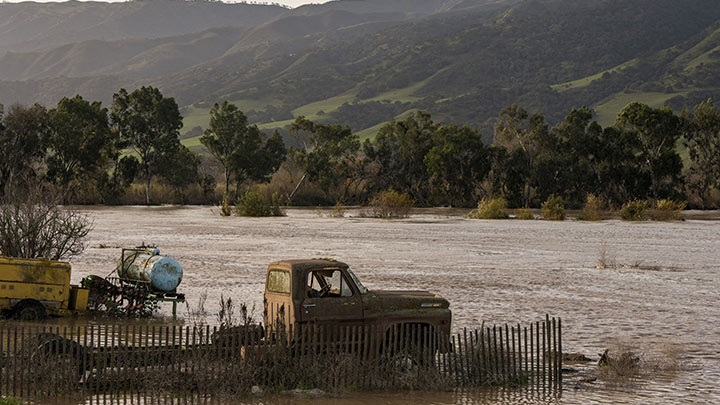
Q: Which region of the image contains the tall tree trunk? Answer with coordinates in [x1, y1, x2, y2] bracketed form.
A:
[145, 168, 151, 205]
[224, 168, 230, 195]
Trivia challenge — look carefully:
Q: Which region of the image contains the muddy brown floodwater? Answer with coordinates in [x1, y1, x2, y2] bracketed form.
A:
[59, 206, 719, 404]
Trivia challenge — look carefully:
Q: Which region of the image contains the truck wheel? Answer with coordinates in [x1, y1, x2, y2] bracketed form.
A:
[13, 301, 47, 321]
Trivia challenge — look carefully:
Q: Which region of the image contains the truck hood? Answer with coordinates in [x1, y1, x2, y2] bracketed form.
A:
[367, 290, 450, 309]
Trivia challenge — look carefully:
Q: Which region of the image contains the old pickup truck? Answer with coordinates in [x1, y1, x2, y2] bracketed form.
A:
[262, 259, 452, 349]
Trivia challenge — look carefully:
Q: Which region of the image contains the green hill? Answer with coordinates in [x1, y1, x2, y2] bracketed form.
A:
[1, 0, 719, 147]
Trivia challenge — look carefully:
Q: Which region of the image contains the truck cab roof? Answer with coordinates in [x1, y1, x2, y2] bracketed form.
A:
[268, 259, 348, 275]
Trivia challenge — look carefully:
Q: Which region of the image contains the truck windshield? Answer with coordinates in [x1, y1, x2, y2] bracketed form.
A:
[346, 267, 367, 294]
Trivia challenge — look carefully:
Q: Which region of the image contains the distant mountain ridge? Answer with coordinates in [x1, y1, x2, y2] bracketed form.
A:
[0, 0, 718, 144]
[0, 0, 285, 53]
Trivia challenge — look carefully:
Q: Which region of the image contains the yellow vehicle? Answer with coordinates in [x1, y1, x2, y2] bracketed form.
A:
[0, 256, 89, 320]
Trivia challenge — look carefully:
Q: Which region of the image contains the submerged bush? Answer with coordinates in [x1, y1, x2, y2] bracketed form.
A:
[235, 191, 284, 217]
[541, 195, 565, 220]
[515, 208, 534, 220]
[220, 194, 232, 217]
[619, 201, 648, 221]
[469, 197, 508, 219]
[368, 190, 414, 219]
[330, 200, 346, 218]
[578, 193, 606, 221]
[649, 199, 686, 221]
[270, 192, 284, 217]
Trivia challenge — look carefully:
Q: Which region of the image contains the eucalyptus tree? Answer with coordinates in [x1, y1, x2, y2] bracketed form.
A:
[683, 99, 720, 207]
[0, 103, 50, 196]
[46, 96, 111, 191]
[201, 101, 286, 196]
[290, 116, 360, 202]
[616, 102, 682, 198]
[110, 86, 183, 204]
[493, 104, 547, 207]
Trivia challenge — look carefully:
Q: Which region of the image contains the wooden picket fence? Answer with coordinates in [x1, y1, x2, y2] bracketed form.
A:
[0, 316, 561, 399]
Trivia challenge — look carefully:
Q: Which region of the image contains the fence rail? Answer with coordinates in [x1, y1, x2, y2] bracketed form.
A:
[0, 316, 561, 399]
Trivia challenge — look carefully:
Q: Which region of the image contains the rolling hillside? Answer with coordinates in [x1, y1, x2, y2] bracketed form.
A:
[0, 0, 718, 146]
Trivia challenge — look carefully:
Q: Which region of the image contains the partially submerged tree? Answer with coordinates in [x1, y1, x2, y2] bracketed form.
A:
[0, 182, 92, 261]
[110, 86, 183, 205]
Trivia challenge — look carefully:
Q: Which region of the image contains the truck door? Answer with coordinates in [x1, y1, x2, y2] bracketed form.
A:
[265, 268, 293, 331]
[299, 268, 363, 325]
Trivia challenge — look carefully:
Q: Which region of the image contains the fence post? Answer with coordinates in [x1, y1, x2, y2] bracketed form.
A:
[516, 324, 522, 382]
[558, 317, 563, 384]
[553, 317, 559, 384]
[511, 325, 517, 383]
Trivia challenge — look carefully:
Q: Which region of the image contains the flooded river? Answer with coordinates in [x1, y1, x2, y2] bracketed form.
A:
[61, 206, 719, 404]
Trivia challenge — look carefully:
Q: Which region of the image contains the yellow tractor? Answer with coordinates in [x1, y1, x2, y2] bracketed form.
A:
[0, 256, 89, 320]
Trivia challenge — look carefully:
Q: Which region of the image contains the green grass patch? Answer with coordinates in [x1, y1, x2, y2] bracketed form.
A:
[593, 91, 685, 126]
[291, 91, 358, 119]
[551, 59, 638, 92]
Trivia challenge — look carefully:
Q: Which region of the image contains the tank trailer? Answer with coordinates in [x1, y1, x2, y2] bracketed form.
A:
[0, 247, 185, 319]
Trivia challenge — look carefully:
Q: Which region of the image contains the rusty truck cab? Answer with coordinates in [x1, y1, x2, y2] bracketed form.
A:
[264, 259, 451, 349]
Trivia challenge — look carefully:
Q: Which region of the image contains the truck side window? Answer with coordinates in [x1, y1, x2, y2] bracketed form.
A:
[307, 270, 353, 298]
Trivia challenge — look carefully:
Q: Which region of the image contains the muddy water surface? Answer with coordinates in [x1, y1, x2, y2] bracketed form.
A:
[62, 206, 719, 404]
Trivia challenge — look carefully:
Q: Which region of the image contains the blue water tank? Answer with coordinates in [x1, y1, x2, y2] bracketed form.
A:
[118, 250, 183, 292]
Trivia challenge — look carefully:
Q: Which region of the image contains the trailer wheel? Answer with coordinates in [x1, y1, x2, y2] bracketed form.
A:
[13, 300, 47, 321]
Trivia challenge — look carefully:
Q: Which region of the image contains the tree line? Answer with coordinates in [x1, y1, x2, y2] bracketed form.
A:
[1, 85, 719, 209]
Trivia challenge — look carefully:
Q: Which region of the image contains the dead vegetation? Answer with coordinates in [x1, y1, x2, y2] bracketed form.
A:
[596, 340, 690, 387]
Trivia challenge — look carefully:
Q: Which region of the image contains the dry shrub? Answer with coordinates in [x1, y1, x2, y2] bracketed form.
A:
[469, 197, 508, 219]
[0, 182, 92, 260]
[598, 343, 641, 382]
[579, 194, 606, 221]
[598, 340, 689, 387]
[515, 208, 534, 220]
[596, 242, 617, 269]
[619, 200, 648, 221]
[367, 190, 414, 219]
[648, 199, 686, 221]
[541, 195, 565, 220]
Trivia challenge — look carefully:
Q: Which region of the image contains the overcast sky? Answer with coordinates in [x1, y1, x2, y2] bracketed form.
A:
[0, 0, 333, 8]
